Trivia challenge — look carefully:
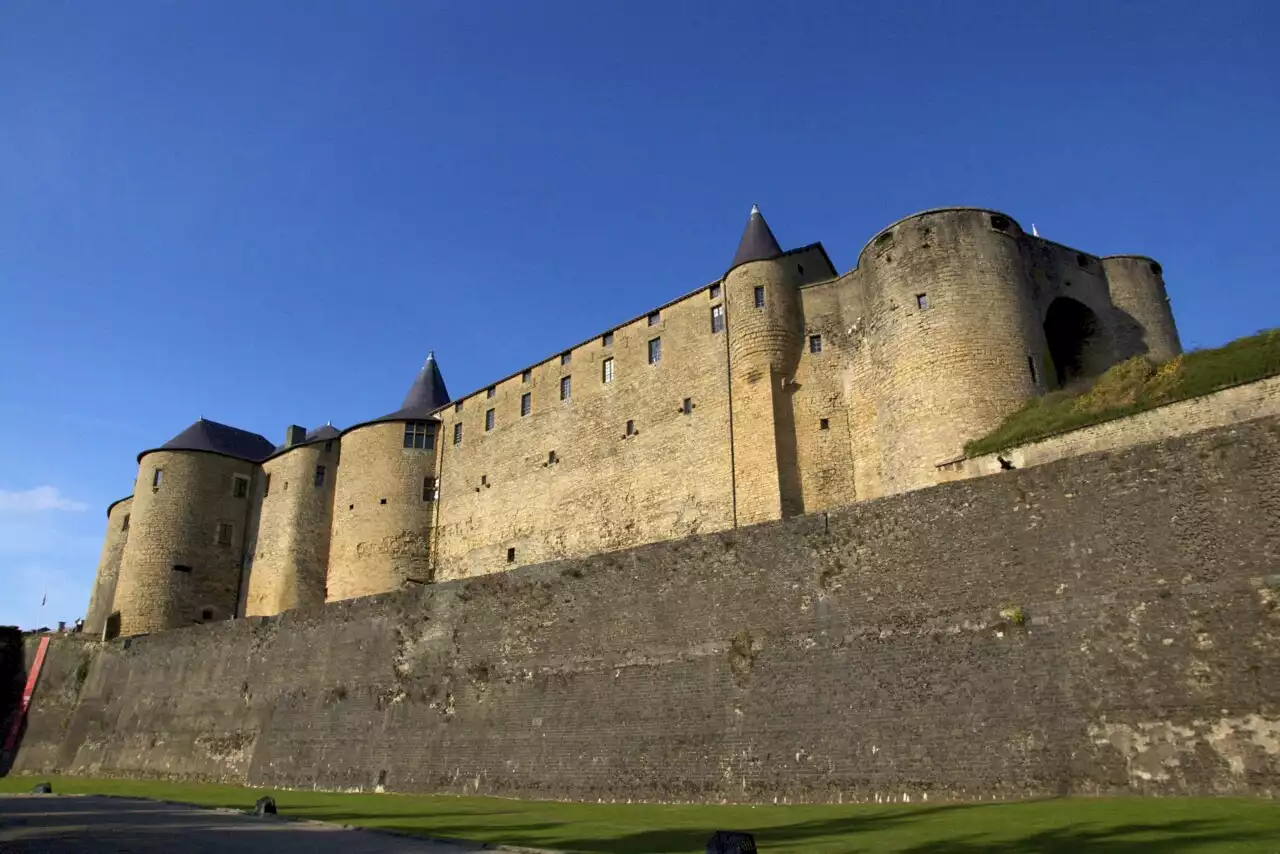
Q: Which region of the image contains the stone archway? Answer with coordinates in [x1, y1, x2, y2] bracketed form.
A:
[1043, 297, 1110, 387]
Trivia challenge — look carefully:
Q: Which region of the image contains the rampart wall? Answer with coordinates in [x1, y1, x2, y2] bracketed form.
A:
[21, 418, 1280, 801]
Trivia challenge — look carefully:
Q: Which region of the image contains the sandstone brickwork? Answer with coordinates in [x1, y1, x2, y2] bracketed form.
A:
[28, 418, 1280, 800]
[82, 497, 131, 636]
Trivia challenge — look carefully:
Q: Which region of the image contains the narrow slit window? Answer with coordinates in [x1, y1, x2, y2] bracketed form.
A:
[314, 465, 326, 488]
[602, 357, 614, 384]
[626, 419, 635, 436]
[809, 334, 822, 354]
[753, 286, 765, 308]
[521, 392, 532, 417]
[216, 522, 233, 546]
[152, 468, 163, 489]
[507, 547, 516, 563]
[648, 337, 661, 365]
[711, 304, 725, 333]
[453, 422, 463, 445]
[122, 513, 130, 531]
[548, 450, 557, 464]
[422, 476, 436, 501]
[263, 474, 271, 497]
[916, 293, 929, 310]
[481, 474, 488, 486]
[1028, 355, 1038, 383]
[485, 408, 495, 431]
[560, 375, 571, 401]
[682, 398, 692, 415]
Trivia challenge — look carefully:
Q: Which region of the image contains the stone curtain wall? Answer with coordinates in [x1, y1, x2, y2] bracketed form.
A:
[949, 375, 1280, 480]
[24, 418, 1278, 801]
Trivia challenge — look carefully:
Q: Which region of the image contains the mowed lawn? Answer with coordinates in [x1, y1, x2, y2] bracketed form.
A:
[1, 776, 1277, 852]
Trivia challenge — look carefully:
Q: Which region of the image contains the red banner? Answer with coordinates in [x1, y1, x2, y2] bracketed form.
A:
[3, 635, 51, 752]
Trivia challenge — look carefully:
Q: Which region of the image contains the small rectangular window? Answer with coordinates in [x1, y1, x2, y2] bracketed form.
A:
[522, 368, 532, 383]
[232, 475, 249, 499]
[403, 421, 435, 449]
[263, 474, 271, 496]
[560, 375, 571, 401]
[710, 283, 721, 300]
[486, 385, 495, 398]
[216, 522, 233, 546]
[560, 351, 571, 366]
[172, 564, 191, 573]
[324, 440, 333, 452]
[648, 337, 661, 365]
[152, 468, 163, 489]
[602, 331, 614, 347]
[809, 334, 822, 354]
[422, 476, 436, 501]
[481, 474, 488, 486]
[122, 513, 130, 532]
[1028, 355, 1038, 383]
[682, 398, 692, 415]
[453, 422, 463, 445]
[916, 293, 929, 310]
[507, 547, 516, 563]
[548, 450, 557, 464]
[626, 419, 635, 436]
[754, 286, 765, 308]
[314, 465, 326, 487]
[711, 304, 725, 333]
[453, 401, 462, 413]
[820, 418, 830, 430]
[602, 357, 614, 384]
[521, 392, 531, 416]
[647, 311, 660, 326]
[201, 608, 214, 621]
[485, 408, 495, 431]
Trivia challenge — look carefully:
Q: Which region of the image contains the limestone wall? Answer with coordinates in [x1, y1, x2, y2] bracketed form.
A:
[16, 418, 1279, 800]
[83, 497, 131, 635]
[945, 374, 1280, 480]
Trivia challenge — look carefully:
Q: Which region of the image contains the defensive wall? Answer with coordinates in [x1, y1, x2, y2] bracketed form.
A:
[13, 417, 1279, 800]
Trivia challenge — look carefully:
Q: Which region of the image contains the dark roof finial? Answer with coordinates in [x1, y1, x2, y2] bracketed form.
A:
[729, 204, 783, 270]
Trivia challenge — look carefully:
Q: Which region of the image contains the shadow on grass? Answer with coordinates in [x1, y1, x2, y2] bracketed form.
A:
[899, 819, 1266, 854]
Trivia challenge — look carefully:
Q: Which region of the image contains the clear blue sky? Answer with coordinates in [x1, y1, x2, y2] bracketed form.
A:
[2, 2, 1277, 629]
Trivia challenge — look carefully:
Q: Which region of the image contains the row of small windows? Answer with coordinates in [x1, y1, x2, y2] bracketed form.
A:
[150, 468, 250, 500]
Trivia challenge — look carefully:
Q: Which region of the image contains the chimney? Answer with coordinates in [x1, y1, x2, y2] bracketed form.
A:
[285, 425, 307, 447]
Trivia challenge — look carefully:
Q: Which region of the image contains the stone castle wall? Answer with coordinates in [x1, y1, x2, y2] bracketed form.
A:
[28, 418, 1280, 800]
[83, 497, 131, 636]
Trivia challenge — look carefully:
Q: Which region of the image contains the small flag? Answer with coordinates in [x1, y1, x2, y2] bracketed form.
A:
[41, 589, 46, 607]
[1032, 223, 1039, 237]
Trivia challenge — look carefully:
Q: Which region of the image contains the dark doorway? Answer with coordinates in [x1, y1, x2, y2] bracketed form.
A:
[1043, 297, 1109, 387]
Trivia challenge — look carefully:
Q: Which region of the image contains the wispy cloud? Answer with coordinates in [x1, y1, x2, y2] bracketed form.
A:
[0, 486, 89, 513]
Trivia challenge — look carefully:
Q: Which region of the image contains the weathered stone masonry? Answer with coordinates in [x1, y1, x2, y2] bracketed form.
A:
[18, 418, 1279, 800]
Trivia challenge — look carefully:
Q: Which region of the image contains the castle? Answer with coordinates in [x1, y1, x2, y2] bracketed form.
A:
[83, 205, 1180, 638]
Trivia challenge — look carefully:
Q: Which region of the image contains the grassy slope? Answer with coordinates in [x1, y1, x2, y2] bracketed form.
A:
[965, 328, 1280, 457]
[2, 776, 1277, 852]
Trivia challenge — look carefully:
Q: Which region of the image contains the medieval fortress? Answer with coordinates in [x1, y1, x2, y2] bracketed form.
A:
[83, 206, 1180, 638]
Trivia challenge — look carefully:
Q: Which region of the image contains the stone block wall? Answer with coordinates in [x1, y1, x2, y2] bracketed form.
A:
[23, 418, 1280, 801]
[83, 497, 131, 636]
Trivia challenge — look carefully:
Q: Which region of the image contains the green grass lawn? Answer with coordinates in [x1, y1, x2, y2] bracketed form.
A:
[2, 775, 1277, 852]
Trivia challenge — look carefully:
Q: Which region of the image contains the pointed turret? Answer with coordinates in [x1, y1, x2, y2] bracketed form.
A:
[399, 351, 451, 415]
[729, 204, 783, 270]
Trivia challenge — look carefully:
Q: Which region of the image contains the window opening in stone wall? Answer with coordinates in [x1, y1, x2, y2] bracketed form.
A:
[648, 311, 660, 326]
[602, 331, 613, 347]
[797, 264, 805, 274]
[454, 401, 463, 413]
[711, 304, 725, 333]
[233, 475, 249, 498]
[172, 564, 192, 573]
[820, 418, 830, 430]
[486, 385, 495, 398]
[263, 474, 271, 496]
[1150, 261, 1162, 276]
[561, 351, 571, 366]
[481, 474, 488, 486]
[1028, 355, 1038, 384]
[522, 369, 531, 383]
[1043, 296, 1109, 388]
[314, 465, 326, 487]
[422, 477, 436, 501]
[560, 375, 571, 400]
[453, 422, 463, 445]
[485, 408, 495, 431]
[325, 440, 333, 452]
[507, 547, 516, 563]
[602, 357, 614, 384]
[710, 283, 722, 300]
[152, 468, 163, 489]
[201, 608, 214, 621]
[1076, 253, 1090, 269]
[548, 450, 558, 464]
[122, 513, 130, 531]
[990, 214, 1010, 231]
[648, 337, 661, 364]
[626, 419, 635, 436]
[380, 498, 387, 505]
[216, 522, 233, 546]
[916, 293, 929, 310]
[875, 231, 895, 250]
[754, 286, 765, 308]
[404, 421, 435, 449]
[521, 392, 532, 416]
[809, 334, 822, 353]
[682, 398, 692, 415]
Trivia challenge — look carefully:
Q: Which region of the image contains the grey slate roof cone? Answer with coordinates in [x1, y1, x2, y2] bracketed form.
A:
[729, 204, 783, 270]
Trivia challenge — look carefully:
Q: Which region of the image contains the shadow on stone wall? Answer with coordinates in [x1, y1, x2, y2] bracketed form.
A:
[0, 626, 28, 776]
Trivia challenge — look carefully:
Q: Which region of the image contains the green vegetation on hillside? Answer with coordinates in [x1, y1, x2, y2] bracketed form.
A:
[965, 328, 1280, 457]
[3, 775, 1279, 852]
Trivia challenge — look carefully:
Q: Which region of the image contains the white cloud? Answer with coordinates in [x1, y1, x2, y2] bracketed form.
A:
[0, 486, 89, 513]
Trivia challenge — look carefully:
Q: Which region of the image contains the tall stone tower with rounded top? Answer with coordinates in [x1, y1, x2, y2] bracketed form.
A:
[83, 496, 132, 636]
[245, 424, 341, 617]
[724, 206, 807, 523]
[326, 353, 451, 602]
[112, 419, 274, 636]
[1102, 255, 1181, 363]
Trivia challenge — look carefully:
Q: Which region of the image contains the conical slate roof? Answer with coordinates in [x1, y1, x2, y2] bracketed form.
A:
[345, 353, 452, 435]
[138, 418, 276, 463]
[729, 204, 783, 270]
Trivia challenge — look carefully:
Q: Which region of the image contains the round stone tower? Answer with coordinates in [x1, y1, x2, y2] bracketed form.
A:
[326, 354, 450, 602]
[1101, 255, 1181, 363]
[83, 495, 132, 637]
[858, 208, 1042, 495]
[112, 419, 274, 636]
[724, 206, 807, 523]
[244, 424, 341, 617]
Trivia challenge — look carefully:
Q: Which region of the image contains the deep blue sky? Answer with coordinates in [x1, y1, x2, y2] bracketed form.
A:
[2, 2, 1277, 628]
